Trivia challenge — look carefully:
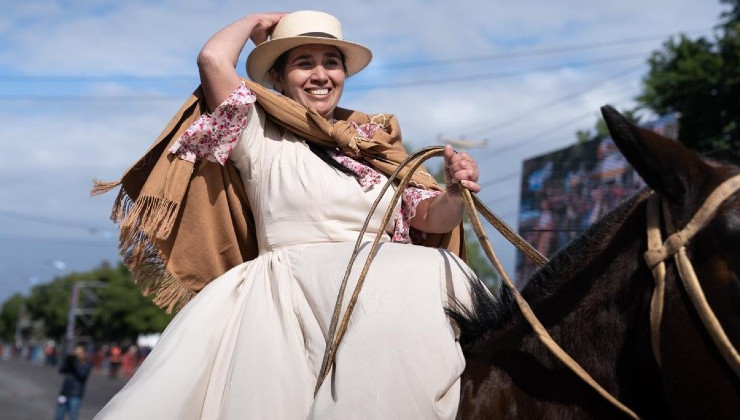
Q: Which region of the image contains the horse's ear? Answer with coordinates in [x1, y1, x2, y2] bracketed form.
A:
[600, 105, 710, 204]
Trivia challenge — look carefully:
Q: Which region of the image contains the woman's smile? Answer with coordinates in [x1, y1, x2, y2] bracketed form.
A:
[305, 88, 330, 96]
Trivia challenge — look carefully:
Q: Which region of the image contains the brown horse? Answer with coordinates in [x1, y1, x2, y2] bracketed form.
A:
[452, 106, 740, 419]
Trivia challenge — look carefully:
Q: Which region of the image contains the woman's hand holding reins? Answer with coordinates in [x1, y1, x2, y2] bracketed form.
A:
[409, 145, 482, 234]
[443, 144, 481, 194]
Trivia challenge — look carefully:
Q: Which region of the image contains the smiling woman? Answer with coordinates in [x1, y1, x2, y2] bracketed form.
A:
[270, 45, 346, 119]
[93, 10, 485, 420]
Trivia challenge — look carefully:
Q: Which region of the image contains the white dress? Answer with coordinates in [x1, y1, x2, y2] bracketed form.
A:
[95, 93, 477, 420]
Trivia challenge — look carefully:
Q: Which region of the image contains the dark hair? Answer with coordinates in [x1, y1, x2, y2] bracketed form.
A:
[308, 143, 355, 176]
[270, 47, 353, 176]
[270, 50, 290, 81]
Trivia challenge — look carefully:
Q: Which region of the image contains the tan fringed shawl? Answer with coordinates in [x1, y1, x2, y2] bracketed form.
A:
[93, 79, 466, 312]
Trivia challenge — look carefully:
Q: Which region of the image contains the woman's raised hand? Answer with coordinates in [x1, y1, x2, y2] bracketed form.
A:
[443, 144, 481, 193]
[198, 12, 285, 111]
[248, 13, 287, 46]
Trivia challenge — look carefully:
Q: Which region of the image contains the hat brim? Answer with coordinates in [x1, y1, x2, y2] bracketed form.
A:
[246, 36, 372, 88]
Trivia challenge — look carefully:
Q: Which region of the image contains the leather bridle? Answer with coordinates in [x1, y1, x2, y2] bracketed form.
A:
[644, 173, 740, 376]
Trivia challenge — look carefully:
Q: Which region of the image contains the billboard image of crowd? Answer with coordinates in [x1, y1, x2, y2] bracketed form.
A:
[515, 114, 677, 285]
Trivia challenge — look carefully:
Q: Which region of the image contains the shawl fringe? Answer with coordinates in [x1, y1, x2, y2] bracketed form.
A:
[119, 195, 179, 242]
[91, 178, 122, 196]
[133, 261, 196, 313]
[105, 185, 194, 312]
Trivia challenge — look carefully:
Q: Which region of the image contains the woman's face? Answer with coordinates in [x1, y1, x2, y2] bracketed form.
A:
[271, 44, 346, 120]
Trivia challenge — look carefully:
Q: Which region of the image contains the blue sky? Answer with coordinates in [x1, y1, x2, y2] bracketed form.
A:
[0, 0, 726, 303]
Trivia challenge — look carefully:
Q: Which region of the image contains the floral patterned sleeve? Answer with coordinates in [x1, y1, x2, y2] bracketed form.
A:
[169, 81, 257, 165]
[325, 119, 443, 244]
[392, 187, 442, 244]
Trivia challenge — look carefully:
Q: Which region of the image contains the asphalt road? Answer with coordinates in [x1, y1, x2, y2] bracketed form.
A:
[0, 359, 127, 420]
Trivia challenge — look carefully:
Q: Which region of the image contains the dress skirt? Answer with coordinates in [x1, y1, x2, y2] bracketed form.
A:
[94, 241, 475, 420]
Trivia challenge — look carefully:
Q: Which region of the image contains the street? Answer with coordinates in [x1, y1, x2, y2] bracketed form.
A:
[0, 359, 127, 420]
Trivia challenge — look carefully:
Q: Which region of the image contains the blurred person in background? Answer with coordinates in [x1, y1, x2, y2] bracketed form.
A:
[99, 344, 110, 374]
[108, 344, 121, 378]
[121, 345, 139, 377]
[44, 341, 57, 366]
[55, 344, 92, 420]
[91, 345, 105, 373]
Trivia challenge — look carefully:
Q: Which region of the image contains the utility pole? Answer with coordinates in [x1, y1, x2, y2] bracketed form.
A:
[14, 303, 26, 349]
[437, 134, 488, 151]
[63, 281, 106, 353]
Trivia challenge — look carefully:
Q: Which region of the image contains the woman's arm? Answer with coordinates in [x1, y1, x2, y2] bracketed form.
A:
[410, 145, 481, 233]
[197, 13, 285, 111]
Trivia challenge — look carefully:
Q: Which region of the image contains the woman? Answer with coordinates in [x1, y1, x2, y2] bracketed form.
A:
[95, 10, 483, 419]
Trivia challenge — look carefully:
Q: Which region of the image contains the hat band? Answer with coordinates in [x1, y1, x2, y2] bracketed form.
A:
[297, 32, 338, 39]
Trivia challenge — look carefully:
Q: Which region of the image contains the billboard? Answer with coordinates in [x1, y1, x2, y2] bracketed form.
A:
[515, 114, 677, 285]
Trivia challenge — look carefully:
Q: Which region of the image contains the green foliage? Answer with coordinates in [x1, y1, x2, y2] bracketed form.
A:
[25, 274, 76, 339]
[0, 294, 25, 341]
[3, 262, 173, 343]
[463, 218, 500, 289]
[430, 162, 500, 288]
[639, 0, 740, 152]
[92, 262, 173, 343]
[720, 0, 740, 28]
[576, 109, 642, 143]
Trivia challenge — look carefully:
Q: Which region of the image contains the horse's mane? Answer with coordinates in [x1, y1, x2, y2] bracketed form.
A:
[449, 189, 651, 347]
[703, 148, 740, 166]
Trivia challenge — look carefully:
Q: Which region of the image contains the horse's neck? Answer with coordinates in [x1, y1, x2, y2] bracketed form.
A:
[498, 193, 659, 386]
[457, 192, 672, 418]
[527, 217, 650, 344]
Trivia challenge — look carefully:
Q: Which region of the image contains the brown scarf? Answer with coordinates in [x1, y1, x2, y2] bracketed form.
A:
[92, 79, 466, 312]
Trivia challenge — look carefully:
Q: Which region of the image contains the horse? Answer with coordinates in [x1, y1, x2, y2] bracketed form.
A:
[451, 106, 740, 419]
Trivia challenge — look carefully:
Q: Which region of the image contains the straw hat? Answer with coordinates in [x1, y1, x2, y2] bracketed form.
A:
[246, 10, 372, 87]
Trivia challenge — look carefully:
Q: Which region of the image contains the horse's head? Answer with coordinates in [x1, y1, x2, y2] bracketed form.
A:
[601, 106, 740, 415]
[601, 106, 739, 225]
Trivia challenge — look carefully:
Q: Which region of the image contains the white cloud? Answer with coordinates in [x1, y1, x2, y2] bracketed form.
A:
[1, 1, 723, 75]
[0, 0, 728, 300]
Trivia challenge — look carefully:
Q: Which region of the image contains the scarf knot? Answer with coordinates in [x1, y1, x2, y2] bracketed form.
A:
[331, 120, 363, 158]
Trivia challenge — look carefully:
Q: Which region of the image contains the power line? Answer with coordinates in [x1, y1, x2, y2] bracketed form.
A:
[462, 63, 645, 138]
[474, 89, 641, 164]
[0, 53, 648, 102]
[0, 27, 708, 83]
[0, 94, 183, 103]
[378, 28, 708, 69]
[477, 157, 639, 189]
[0, 235, 115, 247]
[0, 74, 196, 82]
[450, 91, 640, 198]
[441, 66, 644, 190]
[347, 53, 646, 91]
[0, 209, 112, 233]
[484, 190, 520, 203]
[479, 171, 520, 188]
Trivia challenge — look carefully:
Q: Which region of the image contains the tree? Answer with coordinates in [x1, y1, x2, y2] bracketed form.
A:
[576, 109, 641, 143]
[0, 293, 26, 341]
[25, 274, 76, 339]
[461, 216, 500, 289]
[92, 262, 173, 343]
[639, 0, 740, 152]
[428, 163, 500, 288]
[18, 262, 173, 343]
